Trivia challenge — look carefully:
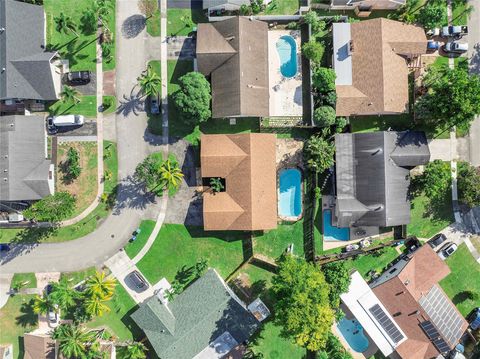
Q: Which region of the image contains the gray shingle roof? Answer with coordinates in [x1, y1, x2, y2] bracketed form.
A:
[0, 115, 53, 201]
[335, 131, 430, 227]
[131, 269, 260, 359]
[0, 0, 58, 100]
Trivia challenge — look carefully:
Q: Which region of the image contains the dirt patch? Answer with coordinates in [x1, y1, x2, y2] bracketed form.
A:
[276, 138, 303, 169]
[56, 142, 98, 217]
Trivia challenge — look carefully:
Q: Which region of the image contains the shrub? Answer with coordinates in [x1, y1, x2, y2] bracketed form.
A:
[321, 91, 337, 107]
[24, 192, 76, 222]
[303, 11, 326, 34]
[313, 67, 336, 93]
[314, 106, 336, 127]
[302, 41, 325, 65]
[172, 72, 211, 126]
[457, 161, 480, 207]
[417, 2, 447, 30]
[420, 160, 451, 201]
[303, 135, 335, 173]
[66, 147, 81, 180]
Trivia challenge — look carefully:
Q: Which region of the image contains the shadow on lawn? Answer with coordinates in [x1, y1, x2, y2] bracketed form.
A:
[16, 298, 37, 328]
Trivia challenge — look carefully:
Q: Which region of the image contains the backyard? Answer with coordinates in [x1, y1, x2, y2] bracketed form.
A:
[262, 0, 300, 15]
[408, 193, 453, 239]
[440, 244, 480, 316]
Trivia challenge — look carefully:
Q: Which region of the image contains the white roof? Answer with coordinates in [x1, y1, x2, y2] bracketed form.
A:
[193, 331, 238, 359]
[340, 271, 407, 357]
[333, 23, 352, 86]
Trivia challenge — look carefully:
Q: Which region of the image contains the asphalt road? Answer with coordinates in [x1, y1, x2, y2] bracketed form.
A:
[0, 0, 163, 273]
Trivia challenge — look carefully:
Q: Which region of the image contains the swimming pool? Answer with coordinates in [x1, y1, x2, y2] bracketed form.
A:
[337, 318, 369, 353]
[323, 209, 350, 241]
[278, 168, 302, 219]
[276, 35, 298, 78]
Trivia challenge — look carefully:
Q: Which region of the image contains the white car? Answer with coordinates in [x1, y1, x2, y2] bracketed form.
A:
[48, 304, 60, 328]
[444, 41, 468, 53]
[51, 114, 84, 127]
[438, 242, 458, 260]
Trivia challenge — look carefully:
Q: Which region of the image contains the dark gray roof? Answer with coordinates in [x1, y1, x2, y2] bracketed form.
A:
[196, 17, 269, 118]
[131, 269, 260, 359]
[203, 0, 250, 9]
[0, 115, 53, 201]
[0, 0, 58, 100]
[335, 131, 430, 227]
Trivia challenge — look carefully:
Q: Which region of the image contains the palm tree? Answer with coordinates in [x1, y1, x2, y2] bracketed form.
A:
[32, 295, 53, 316]
[137, 66, 161, 98]
[85, 271, 116, 299]
[50, 277, 78, 311]
[54, 12, 79, 37]
[52, 324, 93, 359]
[60, 85, 81, 104]
[159, 159, 183, 191]
[84, 296, 111, 317]
[123, 341, 147, 359]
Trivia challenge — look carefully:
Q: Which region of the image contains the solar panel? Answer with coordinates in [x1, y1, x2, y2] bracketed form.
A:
[419, 285, 465, 347]
[369, 304, 404, 344]
[419, 321, 451, 353]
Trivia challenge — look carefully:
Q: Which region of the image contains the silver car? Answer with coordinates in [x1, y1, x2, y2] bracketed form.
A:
[438, 242, 458, 260]
[444, 41, 468, 53]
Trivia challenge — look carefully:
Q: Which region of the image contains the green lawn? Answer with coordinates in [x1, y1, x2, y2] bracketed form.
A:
[87, 284, 142, 341]
[124, 220, 156, 259]
[0, 141, 118, 244]
[102, 95, 117, 115]
[262, 0, 300, 15]
[147, 60, 162, 135]
[0, 295, 37, 359]
[167, 8, 207, 36]
[147, 9, 161, 36]
[61, 266, 97, 286]
[44, 0, 98, 71]
[136, 224, 245, 284]
[408, 193, 453, 239]
[11, 273, 37, 290]
[103, 0, 116, 71]
[314, 8, 395, 19]
[48, 95, 97, 118]
[440, 244, 480, 316]
[346, 242, 400, 280]
[452, 0, 469, 25]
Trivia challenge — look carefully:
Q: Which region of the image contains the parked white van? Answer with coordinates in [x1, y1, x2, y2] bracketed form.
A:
[51, 114, 84, 127]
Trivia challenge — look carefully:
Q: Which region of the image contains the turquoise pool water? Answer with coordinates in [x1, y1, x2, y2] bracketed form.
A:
[323, 209, 350, 241]
[276, 35, 297, 78]
[337, 318, 369, 353]
[278, 168, 302, 218]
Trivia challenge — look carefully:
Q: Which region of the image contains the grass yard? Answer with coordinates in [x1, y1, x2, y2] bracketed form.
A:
[346, 243, 400, 280]
[471, 236, 480, 253]
[11, 273, 37, 290]
[61, 266, 97, 286]
[124, 220, 156, 259]
[103, 1, 116, 71]
[408, 194, 453, 238]
[44, 0, 97, 71]
[102, 96, 117, 115]
[87, 284, 142, 341]
[440, 244, 480, 316]
[452, 0, 469, 25]
[56, 142, 98, 218]
[136, 224, 245, 284]
[262, 0, 300, 15]
[48, 95, 97, 118]
[0, 142, 118, 244]
[147, 8, 161, 36]
[147, 60, 162, 135]
[0, 295, 37, 359]
[167, 8, 207, 36]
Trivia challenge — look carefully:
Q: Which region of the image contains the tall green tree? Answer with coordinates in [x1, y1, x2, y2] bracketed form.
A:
[318, 333, 353, 359]
[60, 85, 81, 104]
[54, 12, 78, 36]
[416, 65, 480, 131]
[420, 160, 451, 201]
[137, 66, 161, 98]
[416, 2, 447, 30]
[85, 271, 116, 299]
[24, 192, 76, 222]
[52, 324, 94, 359]
[159, 158, 184, 192]
[80, 9, 97, 35]
[84, 296, 111, 317]
[321, 261, 351, 308]
[135, 153, 183, 195]
[303, 11, 326, 34]
[32, 295, 54, 316]
[313, 67, 336, 94]
[457, 161, 480, 207]
[272, 255, 335, 352]
[172, 72, 211, 125]
[302, 41, 325, 65]
[123, 342, 148, 359]
[303, 135, 335, 173]
[50, 277, 78, 312]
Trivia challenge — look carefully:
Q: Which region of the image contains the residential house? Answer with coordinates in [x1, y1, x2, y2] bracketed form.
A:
[332, 18, 427, 117]
[0, 115, 54, 202]
[334, 131, 430, 228]
[200, 133, 277, 231]
[340, 245, 468, 358]
[330, 0, 405, 11]
[0, 344, 13, 359]
[0, 0, 62, 114]
[23, 332, 56, 359]
[131, 268, 261, 359]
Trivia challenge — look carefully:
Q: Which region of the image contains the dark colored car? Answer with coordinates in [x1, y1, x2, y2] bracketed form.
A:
[428, 233, 447, 248]
[46, 117, 58, 134]
[427, 40, 440, 51]
[150, 95, 160, 115]
[126, 270, 149, 292]
[66, 71, 91, 85]
[0, 243, 11, 252]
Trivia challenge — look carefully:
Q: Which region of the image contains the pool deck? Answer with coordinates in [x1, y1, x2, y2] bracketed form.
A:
[267, 30, 303, 117]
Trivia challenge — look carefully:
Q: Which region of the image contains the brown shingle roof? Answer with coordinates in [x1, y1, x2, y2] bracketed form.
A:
[372, 246, 468, 359]
[23, 333, 55, 359]
[196, 17, 269, 118]
[201, 133, 277, 230]
[335, 18, 427, 117]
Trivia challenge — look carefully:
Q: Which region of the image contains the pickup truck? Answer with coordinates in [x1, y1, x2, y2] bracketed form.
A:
[441, 25, 468, 38]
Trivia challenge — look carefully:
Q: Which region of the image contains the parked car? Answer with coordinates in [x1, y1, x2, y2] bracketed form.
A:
[426, 28, 440, 37]
[48, 304, 59, 328]
[438, 242, 458, 260]
[428, 233, 447, 248]
[427, 40, 441, 51]
[126, 270, 149, 292]
[150, 95, 160, 115]
[0, 243, 11, 252]
[44, 284, 53, 296]
[49, 114, 84, 127]
[443, 41, 469, 53]
[441, 25, 468, 38]
[46, 117, 58, 134]
[66, 71, 91, 85]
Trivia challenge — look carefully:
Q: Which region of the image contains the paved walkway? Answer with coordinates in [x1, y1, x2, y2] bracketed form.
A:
[0, 273, 13, 309]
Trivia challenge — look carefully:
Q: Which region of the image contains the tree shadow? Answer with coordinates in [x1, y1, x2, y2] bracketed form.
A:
[121, 14, 146, 39]
[453, 290, 478, 305]
[111, 175, 157, 215]
[174, 265, 195, 286]
[15, 298, 38, 328]
[185, 226, 249, 242]
[116, 89, 145, 117]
